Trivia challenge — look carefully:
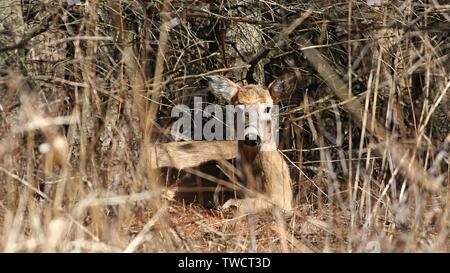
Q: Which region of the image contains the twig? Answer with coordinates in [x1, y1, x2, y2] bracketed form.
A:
[124, 205, 167, 253]
[298, 36, 443, 193]
[245, 9, 313, 83]
[0, 166, 101, 242]
[0, 14, 53, 53]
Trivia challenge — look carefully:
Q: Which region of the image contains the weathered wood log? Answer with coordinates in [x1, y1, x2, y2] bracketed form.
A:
[149, 140, 238, 169]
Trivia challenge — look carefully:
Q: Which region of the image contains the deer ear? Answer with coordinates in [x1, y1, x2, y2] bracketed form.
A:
[268, 69, 302, 102]
[207, 76, 239, 102]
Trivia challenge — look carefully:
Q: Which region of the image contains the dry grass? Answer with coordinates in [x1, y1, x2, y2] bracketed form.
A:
[0, 0, 448, 252]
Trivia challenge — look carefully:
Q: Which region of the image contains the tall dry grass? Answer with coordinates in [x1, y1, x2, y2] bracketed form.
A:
[0, 0, 448, 252]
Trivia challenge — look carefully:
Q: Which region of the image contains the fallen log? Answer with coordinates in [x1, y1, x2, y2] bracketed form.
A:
[149, 140, 238, 169]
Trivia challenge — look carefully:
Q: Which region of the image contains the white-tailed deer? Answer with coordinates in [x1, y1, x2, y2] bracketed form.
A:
[150, 72, 300, 214]
[206, 75, 294, 214]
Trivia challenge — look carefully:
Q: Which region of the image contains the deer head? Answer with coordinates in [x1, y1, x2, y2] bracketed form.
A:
[207, 76, 278, 154]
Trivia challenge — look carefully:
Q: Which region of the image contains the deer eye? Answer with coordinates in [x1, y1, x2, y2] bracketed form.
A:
[264, 106, 271, 113]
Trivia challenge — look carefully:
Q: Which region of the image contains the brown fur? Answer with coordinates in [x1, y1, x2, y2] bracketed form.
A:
[154, 75, 295, 214]
[232, 85, 274, 105]
[210, 79, 293, 213]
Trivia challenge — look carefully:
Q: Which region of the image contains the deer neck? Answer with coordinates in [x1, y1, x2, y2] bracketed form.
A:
[248, 147, 293, 211]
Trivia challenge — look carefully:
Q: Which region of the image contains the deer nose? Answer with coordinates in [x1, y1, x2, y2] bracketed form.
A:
[244, 133, 261, 147]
